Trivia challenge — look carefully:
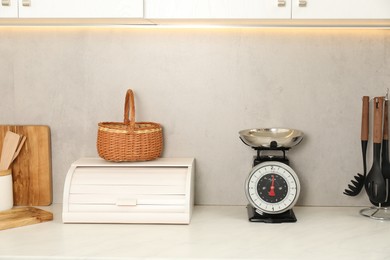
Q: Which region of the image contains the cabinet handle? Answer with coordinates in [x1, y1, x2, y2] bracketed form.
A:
[299, 0, 307, 7]
[278, 0, 286, 7]
[22, 0, 30, 6]
[1, 0, 10, 6]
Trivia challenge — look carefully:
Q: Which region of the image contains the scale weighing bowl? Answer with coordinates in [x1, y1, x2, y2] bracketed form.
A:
[239, 128, 304, 148]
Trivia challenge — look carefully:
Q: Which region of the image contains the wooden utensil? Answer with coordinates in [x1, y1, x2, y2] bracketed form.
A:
[0, 207, 53, 231]
[0, 125, 52, 206]
[11, 135, 26, 164]
[0, 131, 22, 171]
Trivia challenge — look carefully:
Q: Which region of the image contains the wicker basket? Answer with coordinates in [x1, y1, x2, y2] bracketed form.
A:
[97, 89, 163, 162]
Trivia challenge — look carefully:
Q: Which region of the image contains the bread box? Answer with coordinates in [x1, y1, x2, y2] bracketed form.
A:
[62, 157, 195, 224]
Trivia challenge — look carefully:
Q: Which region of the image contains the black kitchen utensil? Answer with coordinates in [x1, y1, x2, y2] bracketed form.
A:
[365, 97, 387, 204]
[344, 96, 369, 196]
[381, 99, 390, 205]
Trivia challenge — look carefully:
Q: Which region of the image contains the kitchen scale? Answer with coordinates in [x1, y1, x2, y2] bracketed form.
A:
[239, 128, 304, 223]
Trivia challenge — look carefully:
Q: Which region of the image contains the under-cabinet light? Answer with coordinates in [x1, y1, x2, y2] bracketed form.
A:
[0, 18, 390, 29]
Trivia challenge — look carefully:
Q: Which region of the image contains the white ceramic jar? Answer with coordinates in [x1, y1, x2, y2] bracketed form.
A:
[0, 169, 13, 211]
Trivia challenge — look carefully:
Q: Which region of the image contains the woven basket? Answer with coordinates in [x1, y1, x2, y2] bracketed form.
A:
[97, 89, 163, 162]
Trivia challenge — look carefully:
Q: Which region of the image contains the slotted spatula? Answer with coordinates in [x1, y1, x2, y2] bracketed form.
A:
[344, 96, 369, 196]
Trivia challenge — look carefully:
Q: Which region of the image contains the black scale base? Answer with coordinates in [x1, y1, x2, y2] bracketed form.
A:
[247, 205, 297, 223]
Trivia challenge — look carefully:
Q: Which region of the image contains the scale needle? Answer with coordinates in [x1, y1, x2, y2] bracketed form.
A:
[269, 175, 276, 197]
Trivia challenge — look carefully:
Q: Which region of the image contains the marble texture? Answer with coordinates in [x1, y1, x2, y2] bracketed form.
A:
[0, 27, 389, 206]
[0, 204, 390, 259]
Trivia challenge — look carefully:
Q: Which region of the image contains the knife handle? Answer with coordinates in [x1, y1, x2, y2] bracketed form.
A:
[361, 96, 369, 141]
[373, 97, 384, 144]
[384, 99, 389, 141]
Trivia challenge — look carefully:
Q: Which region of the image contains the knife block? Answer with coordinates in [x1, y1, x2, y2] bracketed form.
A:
[62, 157, 195, 224]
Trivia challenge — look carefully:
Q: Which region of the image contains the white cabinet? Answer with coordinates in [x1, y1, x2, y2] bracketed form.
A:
[0, 0, 18, 18]
[18, 0, 143, 18]
[1, 0, 390, 26]
[145, 0, 291, 20]
[0, 0, 148, 24]
[145, 0, 390, 26]
[292, 0, 390, 19]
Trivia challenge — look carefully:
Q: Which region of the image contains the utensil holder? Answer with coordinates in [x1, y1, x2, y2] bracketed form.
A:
[360, 206, 390, 221]
[0, 169, 13, 211]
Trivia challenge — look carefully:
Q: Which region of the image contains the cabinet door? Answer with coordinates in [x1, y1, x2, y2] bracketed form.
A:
[0, 0, 18, 18]
[18, 0, 143, 18]
[292, 0, 390, 19]
[145, 0, 291, 19]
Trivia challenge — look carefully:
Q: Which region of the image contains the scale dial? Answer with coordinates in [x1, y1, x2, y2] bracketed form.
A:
[245, 161, 300, 215]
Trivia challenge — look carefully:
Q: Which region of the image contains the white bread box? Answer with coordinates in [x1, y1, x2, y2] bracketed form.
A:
[62, 157, 195, 224]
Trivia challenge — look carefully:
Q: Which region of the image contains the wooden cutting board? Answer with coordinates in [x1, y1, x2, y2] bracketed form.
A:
[0, 207, 53, 231]
[0, 125, 52, 206]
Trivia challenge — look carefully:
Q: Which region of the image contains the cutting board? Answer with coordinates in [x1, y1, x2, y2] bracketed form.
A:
[0, 207, 53, 231]
[0, 125, 52, 206]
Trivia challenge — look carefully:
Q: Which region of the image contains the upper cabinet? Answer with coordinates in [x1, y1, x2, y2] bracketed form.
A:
[0, 0, 18, 18]
[145, 0, 291, 20]
[0, 0, 151, 24]
[144, 0, 390, 26]
[1, 0, 390, 26]
[292, 0, 390, 19]
[18, 0, 143, 18]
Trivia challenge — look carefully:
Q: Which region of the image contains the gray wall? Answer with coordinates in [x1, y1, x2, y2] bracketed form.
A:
[1, 27, 389, 206]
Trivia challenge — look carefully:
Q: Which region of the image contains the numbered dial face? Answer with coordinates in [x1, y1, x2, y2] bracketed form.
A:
[245, 161, 300, 214]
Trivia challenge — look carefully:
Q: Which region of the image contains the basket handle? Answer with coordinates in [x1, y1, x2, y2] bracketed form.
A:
[124, 89, 136, 128]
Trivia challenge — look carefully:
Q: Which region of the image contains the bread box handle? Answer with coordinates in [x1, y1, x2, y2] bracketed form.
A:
[116, 198, 137, 206]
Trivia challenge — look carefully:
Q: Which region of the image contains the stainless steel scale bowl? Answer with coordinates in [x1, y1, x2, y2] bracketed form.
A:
[239, 128, 304, 148]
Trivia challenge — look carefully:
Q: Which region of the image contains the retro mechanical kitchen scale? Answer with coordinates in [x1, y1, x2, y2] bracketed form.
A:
[239, 128, 304, 223]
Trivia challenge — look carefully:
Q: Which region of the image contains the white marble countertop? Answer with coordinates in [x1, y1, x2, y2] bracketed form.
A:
[0, 204, 389, 259]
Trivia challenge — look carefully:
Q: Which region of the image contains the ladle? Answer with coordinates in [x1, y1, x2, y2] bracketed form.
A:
[365, 97, 387, 204]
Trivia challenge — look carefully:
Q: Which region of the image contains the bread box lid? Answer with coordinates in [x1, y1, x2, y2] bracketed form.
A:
[62, 157, 195, 224]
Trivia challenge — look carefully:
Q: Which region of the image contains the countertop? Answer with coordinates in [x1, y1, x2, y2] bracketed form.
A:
[0, 204, 389, 259]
